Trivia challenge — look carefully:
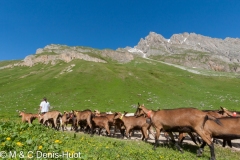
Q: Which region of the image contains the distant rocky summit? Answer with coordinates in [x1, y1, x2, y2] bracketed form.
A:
[1, 44, 134, 69]
[122, 32, 240, 72]
[2, 32, 240, 73]
[26, 44, 134, 66]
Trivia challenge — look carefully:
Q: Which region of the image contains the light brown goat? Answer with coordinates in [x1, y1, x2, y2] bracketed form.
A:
[18, 111, 38, 124]
[135, 103, 221, 160]
[38, 111, 62, 130]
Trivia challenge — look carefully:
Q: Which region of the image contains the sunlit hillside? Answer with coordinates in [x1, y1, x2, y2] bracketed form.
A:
[1, 56, 240, 119]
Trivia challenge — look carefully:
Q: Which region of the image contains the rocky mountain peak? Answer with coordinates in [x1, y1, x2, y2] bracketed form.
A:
[126, 32, 240, 73]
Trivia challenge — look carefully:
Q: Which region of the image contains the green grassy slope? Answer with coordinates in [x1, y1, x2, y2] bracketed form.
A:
[1, 57, 240, 119]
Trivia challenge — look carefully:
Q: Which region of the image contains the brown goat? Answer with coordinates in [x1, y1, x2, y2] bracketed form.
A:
[178, 108, 232, 146]
[135, 103, 221, 160]
[197, 117, 240, 157]
[67, 112, 77, 131]
[101, 113, 122, 136]
[113, 118, 125, 138]
[18, 111, 38, 124]
[38, 111, 62, 130]
[204, 108, 234, 147]
[92, 111, 124, 137]
[73, 109, 93, 134]
[91, 113, 111, 136]
[217, 107, 240, 147]
[114, 112, 151, 140]
[61, 111, 71, 131]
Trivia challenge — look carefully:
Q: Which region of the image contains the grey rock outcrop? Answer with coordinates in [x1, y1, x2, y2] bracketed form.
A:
[101, 49, 134, 63]
[3, 44, 134, 68]
[127, 32, 240, 72]
[21, 45, 106, 67]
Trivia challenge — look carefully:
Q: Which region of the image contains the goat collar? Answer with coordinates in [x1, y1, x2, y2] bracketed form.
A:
[120, 115, 124, 120]
[147, 110, 152, 118]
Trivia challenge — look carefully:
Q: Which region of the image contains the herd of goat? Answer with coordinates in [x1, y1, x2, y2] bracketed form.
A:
[18, 103, 240, 160]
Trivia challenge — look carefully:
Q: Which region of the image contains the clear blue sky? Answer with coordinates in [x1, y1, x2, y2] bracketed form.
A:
[1, 0, 240, 61]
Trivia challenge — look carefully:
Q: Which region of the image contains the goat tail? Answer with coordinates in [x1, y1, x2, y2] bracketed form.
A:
[202, 115, 222, 127]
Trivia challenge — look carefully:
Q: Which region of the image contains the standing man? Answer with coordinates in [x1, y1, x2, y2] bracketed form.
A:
[39, 97, 50, 114]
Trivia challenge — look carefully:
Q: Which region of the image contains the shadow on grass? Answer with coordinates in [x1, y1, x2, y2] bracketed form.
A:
[144, 140, 201, 155]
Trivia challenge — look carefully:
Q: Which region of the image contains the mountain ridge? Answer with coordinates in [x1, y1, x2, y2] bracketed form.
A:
[123, 32, 240, 72]
[2, 32, 240, 73]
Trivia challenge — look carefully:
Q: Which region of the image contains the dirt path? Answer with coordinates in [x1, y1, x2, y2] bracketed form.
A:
[128, 131, 240, 152]
[65, 127, 240, 152]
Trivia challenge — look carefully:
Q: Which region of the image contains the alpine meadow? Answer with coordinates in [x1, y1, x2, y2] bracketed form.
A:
[1, 48, 240, 160]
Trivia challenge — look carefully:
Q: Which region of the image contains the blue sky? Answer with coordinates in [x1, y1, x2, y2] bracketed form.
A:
[1, 0, 240, 61]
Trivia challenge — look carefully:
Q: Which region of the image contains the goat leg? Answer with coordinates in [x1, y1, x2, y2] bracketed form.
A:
[168, 132, 184, 153]
[223, 139, 232, 148]
[120, 129, 125, 139]
[188, 132, 199, 145]
[227, 140, 232, 148]
[106, 126, 111, 137]
[209, 143, 216, 160]
[197, 141, 206, 156]
[153, 129, 161, 150]
[178, 132, 185, 145]
[126, 128, 131, 139]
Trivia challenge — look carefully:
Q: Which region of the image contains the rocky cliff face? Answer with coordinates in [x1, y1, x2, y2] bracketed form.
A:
[3, 44, 134, 68]
[22, 45, 106, 67]
[125, 32, 240, 72]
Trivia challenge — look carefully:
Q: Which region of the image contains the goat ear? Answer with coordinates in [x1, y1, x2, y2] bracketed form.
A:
[222, 107, 228, 111]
